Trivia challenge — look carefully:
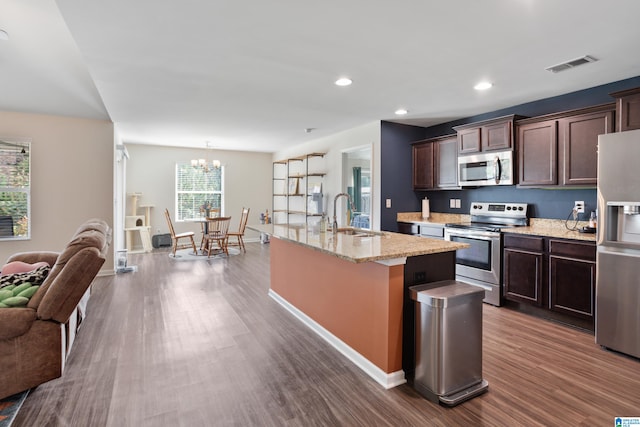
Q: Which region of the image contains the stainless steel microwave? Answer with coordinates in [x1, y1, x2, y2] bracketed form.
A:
[458, 150, 514, 186]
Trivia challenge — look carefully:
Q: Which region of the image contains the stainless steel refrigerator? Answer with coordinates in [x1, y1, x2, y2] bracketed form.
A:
[596, 128, 640, 358]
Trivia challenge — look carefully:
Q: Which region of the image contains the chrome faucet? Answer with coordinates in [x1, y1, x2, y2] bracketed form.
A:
[333, 193, 355, 233]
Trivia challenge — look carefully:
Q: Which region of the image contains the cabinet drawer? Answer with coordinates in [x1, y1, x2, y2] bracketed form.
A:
[419, 225, 444, 239]
[504, 234, 545, 252]
[548, 239, 596, 261]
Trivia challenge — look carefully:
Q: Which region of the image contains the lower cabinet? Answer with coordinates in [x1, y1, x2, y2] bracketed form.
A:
[397, 221, 419, 235]
[548, 239, 596, 320]
[504, 248, 545, 306]
[503, 233, 596, 329]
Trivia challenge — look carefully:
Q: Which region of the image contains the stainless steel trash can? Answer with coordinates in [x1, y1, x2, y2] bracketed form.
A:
[409, 280, 488, 406]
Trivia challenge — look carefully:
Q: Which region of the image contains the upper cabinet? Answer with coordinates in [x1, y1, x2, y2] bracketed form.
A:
[516, 104, 615, 187]
[610, 87, 640, 132]
[435, 135, 459, 188]
[559, 108, 614, 185]
[412, 134, 458, 190]
[453, 115, 520, 154]
[412, 140, 434, 190]
[517, 119, 558, 186]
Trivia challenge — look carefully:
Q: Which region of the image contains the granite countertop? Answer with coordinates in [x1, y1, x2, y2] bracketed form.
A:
[396, 212, 597, 242]
[397, 212, 467, 225]
[502, 218, 597, 242]
[247, 223, 468, 263]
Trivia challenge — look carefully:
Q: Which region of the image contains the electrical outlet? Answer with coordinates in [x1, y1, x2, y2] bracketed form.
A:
[574, 201, 585, 214]
[450, 199, 456, 208]
[455, 199, 461, 208]
[386, 198, 391, 208]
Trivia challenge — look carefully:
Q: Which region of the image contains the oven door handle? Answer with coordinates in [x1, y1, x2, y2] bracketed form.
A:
[494, 156, 502, 184]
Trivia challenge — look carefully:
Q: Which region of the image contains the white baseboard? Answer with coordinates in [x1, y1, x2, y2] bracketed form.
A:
[268, 289, 406, 390]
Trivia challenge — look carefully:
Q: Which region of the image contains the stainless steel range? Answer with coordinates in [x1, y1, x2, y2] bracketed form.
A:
[444, 202, 528, 306]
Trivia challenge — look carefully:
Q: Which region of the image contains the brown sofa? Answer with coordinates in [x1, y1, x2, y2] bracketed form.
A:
[0, 219, 111, 399]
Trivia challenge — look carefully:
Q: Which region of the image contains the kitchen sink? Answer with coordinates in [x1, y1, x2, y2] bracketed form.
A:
[335, 228, 382, 237]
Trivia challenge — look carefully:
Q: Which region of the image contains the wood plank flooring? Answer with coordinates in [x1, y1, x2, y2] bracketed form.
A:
[13, 242, 640, 426]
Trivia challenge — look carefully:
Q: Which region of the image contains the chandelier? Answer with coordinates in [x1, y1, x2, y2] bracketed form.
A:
[191, 141, 221, 172]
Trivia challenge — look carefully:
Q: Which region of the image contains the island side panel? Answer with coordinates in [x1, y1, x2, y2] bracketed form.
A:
[270, 237, 404, 374]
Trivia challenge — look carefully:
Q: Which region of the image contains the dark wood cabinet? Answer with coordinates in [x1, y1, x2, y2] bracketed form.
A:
[457, 127, 481, 154]
[517, 104, 615, 187]
[503, 235, 545, 306]
[517, 120, 558, 186]
[483, 119, 513, 151]
[434, 135, 458, 188]
[397, 221, 419, 235]
[454, 115, 519, 154]
[503, 233, 596, 329]
[412, 134, 458, 190]
[548, 239, 596, 320]
[611, 87, 640, 132]
[559, 107, 614, 185]
[412, 140, 434, 190]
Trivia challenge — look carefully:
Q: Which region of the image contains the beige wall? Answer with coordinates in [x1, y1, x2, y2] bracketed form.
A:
[0, 110, 115, 271]
[124, 143, 272, 245]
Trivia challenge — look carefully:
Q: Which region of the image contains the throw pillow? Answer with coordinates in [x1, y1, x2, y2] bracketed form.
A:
[1, 260, 50, 275]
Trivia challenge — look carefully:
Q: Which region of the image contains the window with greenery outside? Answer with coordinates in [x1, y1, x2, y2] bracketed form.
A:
[176, 162, 224, 221]
[0, 139, 30, 239]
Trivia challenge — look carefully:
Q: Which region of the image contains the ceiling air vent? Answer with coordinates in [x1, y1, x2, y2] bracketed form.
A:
[545, 55, 598, 73]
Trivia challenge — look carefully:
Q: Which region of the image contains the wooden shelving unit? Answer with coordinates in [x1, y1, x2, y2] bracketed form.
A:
[272, 160, 288, 225]
[272, 153, 325, 225]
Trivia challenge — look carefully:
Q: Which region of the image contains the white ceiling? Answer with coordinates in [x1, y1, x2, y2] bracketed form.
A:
[2, 0, 640, 153]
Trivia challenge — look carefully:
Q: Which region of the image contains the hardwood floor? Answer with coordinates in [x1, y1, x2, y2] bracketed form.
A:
[13, 242, 640, 426]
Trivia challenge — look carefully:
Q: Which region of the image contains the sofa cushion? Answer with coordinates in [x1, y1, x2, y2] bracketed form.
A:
[0, 265, 50, 290]
[1, 261, 50, 275]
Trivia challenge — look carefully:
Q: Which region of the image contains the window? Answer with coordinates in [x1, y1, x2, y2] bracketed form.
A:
[175, 162, 224, 221]
[0, 138, 30, 239]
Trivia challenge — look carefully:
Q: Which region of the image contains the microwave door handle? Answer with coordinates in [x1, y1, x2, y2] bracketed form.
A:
[494, 156, 501, 184]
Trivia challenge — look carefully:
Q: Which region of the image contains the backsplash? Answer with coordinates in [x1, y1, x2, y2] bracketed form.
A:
[417, 186, 597, 220]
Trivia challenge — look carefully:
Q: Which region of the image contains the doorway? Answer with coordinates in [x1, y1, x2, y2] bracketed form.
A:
[342, 145, 372, 229]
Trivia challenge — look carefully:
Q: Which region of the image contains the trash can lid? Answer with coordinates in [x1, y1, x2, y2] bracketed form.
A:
[409, 280, 485, 308]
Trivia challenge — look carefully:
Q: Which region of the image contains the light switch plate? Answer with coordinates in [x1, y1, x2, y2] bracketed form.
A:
[455, 199, 461, 208]
[450, 199, 456, 208]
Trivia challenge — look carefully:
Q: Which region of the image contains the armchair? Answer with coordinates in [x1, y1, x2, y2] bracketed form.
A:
[0, 218, 111, 400]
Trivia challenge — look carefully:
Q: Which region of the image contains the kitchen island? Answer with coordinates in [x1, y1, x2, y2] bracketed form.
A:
[248, 223, 468, 389]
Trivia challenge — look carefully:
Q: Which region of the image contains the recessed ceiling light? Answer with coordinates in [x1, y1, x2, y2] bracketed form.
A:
[335, 77, 353, 87]
[395, 109, 408, 115]
[474, 81, 493, 91]
[0, 30, 8, 41]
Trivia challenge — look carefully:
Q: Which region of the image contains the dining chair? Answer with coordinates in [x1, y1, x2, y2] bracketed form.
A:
[227, 207, 250, 253]
[164, 208, 198, 256]
[199, 208, 222, 249]
[203, 216, 231, 258]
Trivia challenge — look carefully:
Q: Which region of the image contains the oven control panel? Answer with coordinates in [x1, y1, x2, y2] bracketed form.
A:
[470, 202, 528, 218]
